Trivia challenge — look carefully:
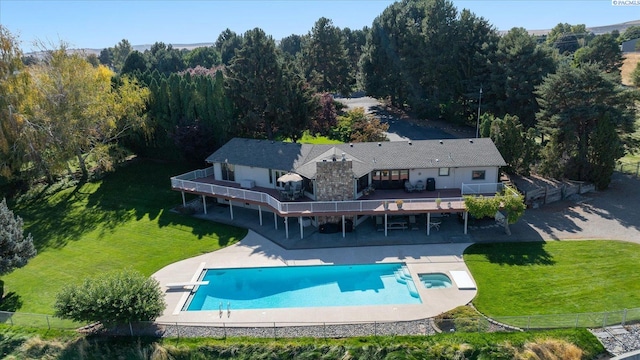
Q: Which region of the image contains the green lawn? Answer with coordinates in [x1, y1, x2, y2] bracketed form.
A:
[1, 159, 247, 315]
[297, 131, 343, 144]
[465, 241, 640, 325]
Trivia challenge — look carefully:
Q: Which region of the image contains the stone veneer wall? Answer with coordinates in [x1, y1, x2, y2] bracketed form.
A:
[315, 160, 354, 225]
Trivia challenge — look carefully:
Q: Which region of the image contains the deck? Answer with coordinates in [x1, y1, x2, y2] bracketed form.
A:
[172, 174, 472, 217]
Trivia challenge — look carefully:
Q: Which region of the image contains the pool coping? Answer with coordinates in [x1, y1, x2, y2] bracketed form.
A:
[152, 230, 477, 326]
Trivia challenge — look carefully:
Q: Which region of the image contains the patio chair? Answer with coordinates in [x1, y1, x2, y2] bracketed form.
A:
[409, 215, 418, 230]
[415, 180, 425, 192]
[428, 220, 441, 231]
[404, 180, 415, 192]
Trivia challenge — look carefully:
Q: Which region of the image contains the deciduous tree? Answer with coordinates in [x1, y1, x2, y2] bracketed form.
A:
[573, 33, 623, 76]
[27, 47, 149, 181]
[488, 114, 538, 175]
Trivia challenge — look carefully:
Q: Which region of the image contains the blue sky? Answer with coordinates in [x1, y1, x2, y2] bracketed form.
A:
[1, 0, 638, 52]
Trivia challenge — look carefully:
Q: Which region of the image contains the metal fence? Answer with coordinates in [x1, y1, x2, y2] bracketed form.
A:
[4, 307, 640, 338]
[0, 311, 79, 330]
[618, 161, 640, 178]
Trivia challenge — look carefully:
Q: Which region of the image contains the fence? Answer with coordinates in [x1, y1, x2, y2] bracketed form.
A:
[4, 307, 640, 338]
[618, 161, 640, 178]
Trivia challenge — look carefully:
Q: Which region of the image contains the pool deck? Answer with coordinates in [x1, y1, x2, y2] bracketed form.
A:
[152, 230, 477, 326]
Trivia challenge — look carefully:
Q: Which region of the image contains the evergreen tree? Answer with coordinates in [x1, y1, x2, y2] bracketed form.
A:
[489, 27, 557, 128]
[302, 17, 352, 95]
[536, 63, 637, 188]
[226, 28, 282, 139]
[121, 50, 148, 75]
[279, 34, 304, 57]
[215, 29, 243, 65]
[0, 198, 36, 276]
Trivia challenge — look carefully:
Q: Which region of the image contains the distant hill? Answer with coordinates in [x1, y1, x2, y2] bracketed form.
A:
[501, 19, 640, 36]
[30, 20, 640, 57]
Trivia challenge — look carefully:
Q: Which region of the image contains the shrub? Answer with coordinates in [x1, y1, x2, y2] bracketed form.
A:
[54, 268, 166, 327]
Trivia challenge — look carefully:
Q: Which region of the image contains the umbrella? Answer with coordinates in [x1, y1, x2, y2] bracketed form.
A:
[277, 172, 303, 183]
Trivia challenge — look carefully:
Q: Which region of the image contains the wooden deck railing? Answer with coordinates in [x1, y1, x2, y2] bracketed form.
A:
[171, 168, 513, 216]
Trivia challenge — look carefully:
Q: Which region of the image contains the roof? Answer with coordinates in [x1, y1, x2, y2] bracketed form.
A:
[206, 137, 507, 179]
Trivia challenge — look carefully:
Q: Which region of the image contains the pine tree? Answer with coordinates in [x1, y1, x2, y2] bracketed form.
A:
[0, 198, 36, 276]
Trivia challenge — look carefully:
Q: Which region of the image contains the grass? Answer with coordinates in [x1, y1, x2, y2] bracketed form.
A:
[1, 159, 247, 315]
[621, 52, 639, 87]
[0, 324, 605, 360]
[297, 131, 343, 144]
[465, 240, 640, 324]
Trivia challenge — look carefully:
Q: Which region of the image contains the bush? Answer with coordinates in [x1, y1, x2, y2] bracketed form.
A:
[54, 269, 166, 327]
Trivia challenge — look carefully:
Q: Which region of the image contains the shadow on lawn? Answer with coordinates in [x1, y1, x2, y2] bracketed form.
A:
[465, 241, 555, 266]
[15, 159, 241, 251]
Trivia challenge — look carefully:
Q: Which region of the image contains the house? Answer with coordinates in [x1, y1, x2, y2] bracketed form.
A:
[621, 38, 639, 53]
[171, 137, 507, 238]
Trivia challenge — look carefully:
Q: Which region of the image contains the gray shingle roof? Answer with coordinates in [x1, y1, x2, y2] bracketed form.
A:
[206, 137, 506, 179]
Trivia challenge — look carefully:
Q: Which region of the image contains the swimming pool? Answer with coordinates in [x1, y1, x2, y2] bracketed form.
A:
[185, 263, 421, 311]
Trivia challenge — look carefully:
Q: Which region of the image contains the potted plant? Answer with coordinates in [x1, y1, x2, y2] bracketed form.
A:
[396, 199, 404, 209]
[435, 198, 442, 208]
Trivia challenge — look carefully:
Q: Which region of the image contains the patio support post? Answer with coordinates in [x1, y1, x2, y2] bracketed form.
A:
[229, 200, 234, 220]
[202, 195, 207, 215]
[285, 217, 289, 239]
[299, 216, 303, 239]
[342, 215, 345, 238]
[384, 213, 388, 237]
[464, 211, 468, 234]
[181, 192, 186, 207]
[274, 213, 278, 229]
[427, 212, 431, 236]
[258, 205, 263, 226]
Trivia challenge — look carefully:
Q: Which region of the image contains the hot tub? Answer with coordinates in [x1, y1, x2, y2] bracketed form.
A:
[419, 273, 453, 289]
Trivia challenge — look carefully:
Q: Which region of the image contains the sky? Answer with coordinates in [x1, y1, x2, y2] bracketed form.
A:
[1, 0, 638, 53]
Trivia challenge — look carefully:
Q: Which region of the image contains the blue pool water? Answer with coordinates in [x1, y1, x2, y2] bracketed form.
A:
[186, 263, 422, 311]
[419, 273, 453, 289]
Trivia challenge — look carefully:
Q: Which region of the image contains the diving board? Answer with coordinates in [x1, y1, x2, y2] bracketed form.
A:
[165, 281, 209, 289]
[449, 271, 476, 290]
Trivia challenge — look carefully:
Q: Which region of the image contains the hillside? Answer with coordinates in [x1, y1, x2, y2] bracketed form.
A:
[622, 52, 640, 87]
[57, 20, 640, 56]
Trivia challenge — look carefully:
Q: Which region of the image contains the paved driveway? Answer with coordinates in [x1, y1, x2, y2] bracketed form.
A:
[337, 96, 466, 141]
[337, 96, 640, 244]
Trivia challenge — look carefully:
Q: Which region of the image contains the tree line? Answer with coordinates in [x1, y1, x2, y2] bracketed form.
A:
[2, 0, 640, 192]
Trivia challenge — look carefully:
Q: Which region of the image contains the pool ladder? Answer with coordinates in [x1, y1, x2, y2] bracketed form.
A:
[219, 302, 231, 318]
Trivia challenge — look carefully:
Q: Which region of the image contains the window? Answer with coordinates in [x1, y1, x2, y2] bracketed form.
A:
[472, 170, 485, 180]
[439, 168, 449, 176]
[274, 170, 287, 188]
[222, 163, 235, 181]
[357, 174, 369, 193]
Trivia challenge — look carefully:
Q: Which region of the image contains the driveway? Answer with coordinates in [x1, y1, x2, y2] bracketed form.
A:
[337, 95, 640, 244]
[336, 96, 470, 141]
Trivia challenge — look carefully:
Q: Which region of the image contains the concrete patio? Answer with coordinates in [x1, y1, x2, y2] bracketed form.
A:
[152, 230, 477, 326]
